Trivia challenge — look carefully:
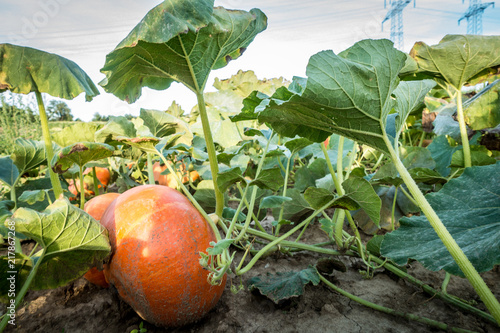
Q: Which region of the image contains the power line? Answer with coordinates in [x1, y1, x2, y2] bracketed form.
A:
[459, 0, 495, 34]
[382, 0, 415, 50]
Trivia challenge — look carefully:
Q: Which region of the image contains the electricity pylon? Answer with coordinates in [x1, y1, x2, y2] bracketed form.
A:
[459, 0, 495, 34]
[382, 0, 415, 50]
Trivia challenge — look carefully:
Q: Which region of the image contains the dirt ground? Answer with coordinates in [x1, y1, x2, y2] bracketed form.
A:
[4, 223, 500, 333]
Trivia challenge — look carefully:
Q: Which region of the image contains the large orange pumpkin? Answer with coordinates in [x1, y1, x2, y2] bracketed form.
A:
[101, 185, 225, 327]
[82, 192, 120, 288]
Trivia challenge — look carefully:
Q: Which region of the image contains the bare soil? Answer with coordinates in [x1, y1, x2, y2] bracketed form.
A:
[4, 224, 500, 333]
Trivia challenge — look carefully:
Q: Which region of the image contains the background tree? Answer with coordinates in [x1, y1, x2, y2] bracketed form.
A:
[47, 100, 73, 121]
[92, 112, 109, 122]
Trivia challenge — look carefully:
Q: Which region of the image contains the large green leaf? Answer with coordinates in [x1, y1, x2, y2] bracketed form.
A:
[140, 109, 193, 145]
[6, 199, 111, 289]
[11, 138, 46, 175]
[51, 142, 115, 173]
[303, 176, 381, 227]
[0, 156, 19, 187]
[51, 122, 102, 147]
[100, 0, 267, 101]
[432, 104, 461, 141]
[249, 167, 284, 192]
[381, 162, 500, 277]
[409, 35, 500, 90]
[427, 135, 460, 177]
[272, 188, 312, 222]
[213, 70, 288, 98]
[393, 80, 436, 139]
[259, 196, 293, 210]
[216, 167, 245, 193]
[0, 43, 98, 100]
[463, 79, 500, 130]
[247, 266, 320, 303]
[16, 178, 69, 212]
[450, 145, 496, 168]
[95, 116, 137, 143]
[342, 176, 381, 227]
[257, 39, 410, 153]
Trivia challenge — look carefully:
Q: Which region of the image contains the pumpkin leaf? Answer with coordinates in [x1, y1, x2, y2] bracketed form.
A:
[100, 0, 267, 101]
[11, 138, 46, 175]
[15, 178, 66, 212]
[0, 156, 19, 187]
[249, 167, 284, 191]
[303, 177, 380, 227]
[140, 109, 193, 145]
[6, 198, 111, 289]
[343, 177, 381, 227]
[432, 105, 462, 141]
[217, 167, 245, 193]
[450, 146, 496, 168]
[258, 39, 407, 153]
[0, 200, 14, 223]
[272, 188, 313, 222]
[207, 239, 234, 255]
[95, 116, 137, 143]
[393, 80, 436, 140]
[18, 190, 47, 205]
[381, 162, 500, 277]
[427, 135, 460, 177]
[463, 79, 500, 130]
[52, 122, 101, 147]
[247, 266, 320, 303]
[222, 207, 246, 223]
[51, 142, 115, 173]
[0, 43, 98, 100]
[259, 196, 293, 210]
[409, 35, 500, 90]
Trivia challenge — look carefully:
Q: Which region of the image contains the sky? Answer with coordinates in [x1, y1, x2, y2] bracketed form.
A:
[1, 0, 499, 121]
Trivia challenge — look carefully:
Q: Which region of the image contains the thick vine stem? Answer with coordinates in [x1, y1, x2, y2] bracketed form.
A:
[35, 91, 63, 198]
[146, 153, 155, 185]
[79, 165, 85, 210]
[383, 133, 500, 324]
[455, 91, 471, 168]
[196, 91, 224, 216]
[318, 274, 478, 333]
[91, 166, 101, 196]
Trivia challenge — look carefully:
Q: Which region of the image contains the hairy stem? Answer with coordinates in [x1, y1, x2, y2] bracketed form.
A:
[35, 91, 63, 198]
[79, 164, 85, 210]
[91, 166, 101, 195]
[455, 91, 471, 168]
[146, 153, 155, 185]
[384, 133, 500, 324]
[196, 92, 224, 216]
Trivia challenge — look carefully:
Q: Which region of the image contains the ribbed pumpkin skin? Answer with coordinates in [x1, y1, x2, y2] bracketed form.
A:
[83, 192, 121, 288]
[101, 185, 225, 327]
